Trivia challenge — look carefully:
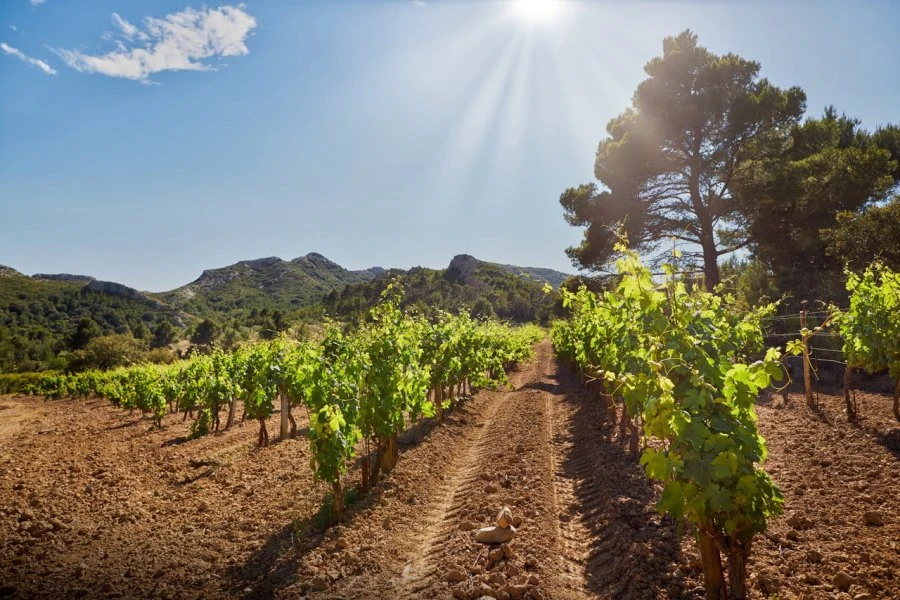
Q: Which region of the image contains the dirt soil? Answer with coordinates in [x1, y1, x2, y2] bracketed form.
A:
[0, 340, 897, 599]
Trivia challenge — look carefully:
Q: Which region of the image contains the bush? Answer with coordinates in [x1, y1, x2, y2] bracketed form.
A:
[146, 348, 178, 365]
[67, 334, 147, 371]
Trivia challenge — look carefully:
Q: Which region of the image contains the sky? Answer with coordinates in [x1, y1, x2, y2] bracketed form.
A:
[1, 0, 898, 292]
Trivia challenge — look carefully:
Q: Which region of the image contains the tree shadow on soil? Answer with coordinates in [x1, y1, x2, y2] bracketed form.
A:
[526, 367, 696, 599]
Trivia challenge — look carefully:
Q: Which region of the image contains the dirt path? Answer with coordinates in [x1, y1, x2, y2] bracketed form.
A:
[266, 340, 582, 599]
[272, 339, 696, 599]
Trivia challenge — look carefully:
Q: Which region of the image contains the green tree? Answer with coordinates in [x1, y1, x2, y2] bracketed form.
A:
[190, 318, 220, 349]
[734, 109, 898, 304]
[150, 320, 178, 349]
[718, 258, 780, 311]
[69, 317, 102, 350]
[130, 320, 149, 341]
[559, 30, 805, 290]
[68, 334, 147, 371]
[823, 197, 900, 272]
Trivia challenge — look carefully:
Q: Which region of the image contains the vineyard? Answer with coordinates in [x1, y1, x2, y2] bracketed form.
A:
[4, 6, 900, 600]
[3, 289, 542, 523]
[0, 261, 896, 599]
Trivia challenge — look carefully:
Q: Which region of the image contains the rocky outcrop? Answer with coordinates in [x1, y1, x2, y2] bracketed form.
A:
[445, 254, 479, 284]
[82, 280, 170, 312]
[83, 280, 145, 299]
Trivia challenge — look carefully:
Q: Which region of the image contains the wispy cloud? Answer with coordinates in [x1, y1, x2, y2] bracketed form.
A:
[110, 13, 149, 42]
[413, 0, 427, 6]
[9, 25, 17, 32]
[1, 41, 56, 75]
[29, 0, 46, 6]
[54, 4, 257, 83]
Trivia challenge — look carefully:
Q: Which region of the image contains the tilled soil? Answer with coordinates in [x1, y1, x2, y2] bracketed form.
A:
[748, 389, 899, 600]
[0, 341, 897, 599]
[0, 397, 327, 599]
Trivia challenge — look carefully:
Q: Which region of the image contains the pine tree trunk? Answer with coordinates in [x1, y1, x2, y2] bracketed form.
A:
[701, 238, 720, 292]
[698, 529, 727, 600]
[688, 158, 720, 293]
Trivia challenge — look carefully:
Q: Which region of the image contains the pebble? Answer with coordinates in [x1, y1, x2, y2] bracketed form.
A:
[833, 571, 856, 592]
[495, 506, 513, 528]
[476, 525, 516, 544]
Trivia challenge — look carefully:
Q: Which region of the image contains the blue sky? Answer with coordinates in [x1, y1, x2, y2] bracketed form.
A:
[1, 0, 898, 292]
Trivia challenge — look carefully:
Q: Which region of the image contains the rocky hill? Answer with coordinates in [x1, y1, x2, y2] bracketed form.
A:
[0, 252, 569, 371]
[154, 252, 381, 319]
[324, 254, 567, 324]
[446, 255, 571, 288]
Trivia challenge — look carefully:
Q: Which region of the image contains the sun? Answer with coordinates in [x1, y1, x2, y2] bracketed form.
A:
[514, 0, 561, 22]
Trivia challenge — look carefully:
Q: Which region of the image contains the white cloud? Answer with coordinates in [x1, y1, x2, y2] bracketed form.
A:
[54, 5, 257, 83]
[0, 41, 56, 75]
[111, 13, 148, 42]
[413, 0, 427, 6]
[9, 25, 17, 32]
[29, 0, 46, 6]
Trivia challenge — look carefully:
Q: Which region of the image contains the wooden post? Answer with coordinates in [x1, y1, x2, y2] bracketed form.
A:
[801, 301, 813, 408]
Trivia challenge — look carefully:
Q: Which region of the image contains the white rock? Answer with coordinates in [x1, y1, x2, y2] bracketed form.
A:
[475, 525, 516, 544]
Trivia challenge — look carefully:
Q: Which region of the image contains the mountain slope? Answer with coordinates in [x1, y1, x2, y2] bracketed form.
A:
[0, 270, 185, 372]
[0, 253, 568, 371]
[493, 262, 571, 289]
[154, 252, 380, 319]
[324, 254, 565, 323]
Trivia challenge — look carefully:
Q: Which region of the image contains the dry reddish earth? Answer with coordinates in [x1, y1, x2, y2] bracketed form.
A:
[0, 341, 897, 599]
